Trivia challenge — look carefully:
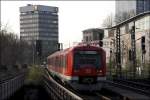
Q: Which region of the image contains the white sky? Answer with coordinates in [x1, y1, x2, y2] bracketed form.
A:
[1, 1, 115, 48]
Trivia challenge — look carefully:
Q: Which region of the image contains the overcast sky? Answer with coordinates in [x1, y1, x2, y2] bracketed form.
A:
[1, 1, 115, 48]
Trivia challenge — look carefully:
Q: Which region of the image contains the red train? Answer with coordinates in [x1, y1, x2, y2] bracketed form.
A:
[47, 44, 106, 91]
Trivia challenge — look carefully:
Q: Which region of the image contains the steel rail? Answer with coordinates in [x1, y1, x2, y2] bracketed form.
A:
[95, 92, 111, 100]
[114, 79, 150, 89]
[105, 80, 150, 96]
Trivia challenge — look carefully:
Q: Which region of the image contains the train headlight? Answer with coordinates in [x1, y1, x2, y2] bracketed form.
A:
[97, 70, 102, 73]
[97, 70, 103, 75]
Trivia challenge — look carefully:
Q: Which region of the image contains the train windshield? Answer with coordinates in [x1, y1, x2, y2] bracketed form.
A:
[74, 51, 101, 68]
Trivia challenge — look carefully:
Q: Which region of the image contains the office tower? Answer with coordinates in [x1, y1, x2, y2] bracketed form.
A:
[20, 4, 59, 62]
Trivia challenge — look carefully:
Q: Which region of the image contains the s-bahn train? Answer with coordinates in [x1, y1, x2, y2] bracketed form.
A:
[47, 44, 106, 91]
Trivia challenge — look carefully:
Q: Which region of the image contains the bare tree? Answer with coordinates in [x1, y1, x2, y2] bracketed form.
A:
[102, 13, 115, 28]
[115, 10, 136, 24]
[0, 28, 33, 67]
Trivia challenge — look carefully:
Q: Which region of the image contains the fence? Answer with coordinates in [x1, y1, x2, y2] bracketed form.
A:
[0, 70, 27, 100]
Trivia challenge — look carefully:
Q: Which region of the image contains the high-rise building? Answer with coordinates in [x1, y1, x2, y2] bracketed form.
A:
[115, 0, 150, 23]
[20, 4, 59, 62]
[136, 0, 150, 14]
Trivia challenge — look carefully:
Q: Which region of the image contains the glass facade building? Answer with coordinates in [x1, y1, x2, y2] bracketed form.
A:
[20, 4, 59, 62]
[136, 0, 150, 14]
[116, 0, 150, 23]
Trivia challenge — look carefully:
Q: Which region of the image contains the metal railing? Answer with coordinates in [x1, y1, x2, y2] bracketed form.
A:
[0, 71, 27, 100]
[43, 69, 83, 100]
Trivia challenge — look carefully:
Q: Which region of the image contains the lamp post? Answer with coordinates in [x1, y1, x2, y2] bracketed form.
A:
[116, 27, 122, 79]
[130, 22, 137, 78]
[109, 48, 112, 79]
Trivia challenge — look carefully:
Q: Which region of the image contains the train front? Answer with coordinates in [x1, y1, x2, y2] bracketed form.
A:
[69, 45, 106, 91]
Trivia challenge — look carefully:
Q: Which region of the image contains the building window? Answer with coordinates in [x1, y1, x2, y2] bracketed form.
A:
[86, 36, 88, 42]
[52, 21, 58, 23]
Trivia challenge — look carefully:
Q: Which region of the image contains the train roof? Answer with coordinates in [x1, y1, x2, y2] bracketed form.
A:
[47, 45, 105, 59]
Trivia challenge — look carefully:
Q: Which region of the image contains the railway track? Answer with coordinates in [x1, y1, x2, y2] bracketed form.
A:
[120, 79, 150, 88]
[110, 79, 150, 96]
[129, 78, 150, 85]
[43, 68, 115, 100]
[78, 92, 112, 100]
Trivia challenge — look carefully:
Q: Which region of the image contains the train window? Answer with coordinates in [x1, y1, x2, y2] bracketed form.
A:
[59, 56, 60, 67]
[74, 51, 101, 69]
[60, 56, 62, 67]
[61, 56, 64, 67]
[63, 56, 66, 68]
[56, 57, 59, 67]
[57, 57, 60, 67]
[62, 57, 64, 67]
[54, 57, 56, 66]
[78, 51, 98, 54]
